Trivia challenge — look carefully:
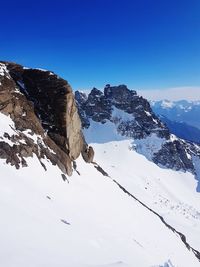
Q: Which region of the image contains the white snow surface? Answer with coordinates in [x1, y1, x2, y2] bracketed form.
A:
[83, 120, 126, 144]
[111, 106, 134, 121]
[83, 105, 135, 144]
[160, 100, 175, 109]
[1, 114, 200, 266]
[0, 113, 16, 136]
[132, 133, 166, 160]
[0, 63, 11, 79]
[84, 115, 166, 164]
[0, 113, 17, 146]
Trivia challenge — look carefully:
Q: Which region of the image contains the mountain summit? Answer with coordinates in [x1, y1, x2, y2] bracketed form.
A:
[75, 85, 200, 186]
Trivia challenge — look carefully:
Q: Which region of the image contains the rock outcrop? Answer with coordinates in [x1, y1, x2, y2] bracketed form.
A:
[0, 61, 93, 175]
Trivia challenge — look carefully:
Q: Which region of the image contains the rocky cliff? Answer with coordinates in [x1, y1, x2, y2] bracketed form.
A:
[0, 61, 94, 175]
[75, 85, 200, 178]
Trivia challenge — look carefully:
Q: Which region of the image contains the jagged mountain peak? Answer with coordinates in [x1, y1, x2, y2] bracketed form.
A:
[76, 84, 168, 137]
[75, 85, 200, 182]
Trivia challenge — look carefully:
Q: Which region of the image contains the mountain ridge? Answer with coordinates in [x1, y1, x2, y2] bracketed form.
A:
[75, 85, 200, 190]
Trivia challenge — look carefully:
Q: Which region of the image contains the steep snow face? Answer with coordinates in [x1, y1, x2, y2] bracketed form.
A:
[92, 140, 200, 251]
[83, 115, 200, 252]
[84, 119, 127, 143]
[0, 62, 10, 78]
[0, 113, 15, 138]
[0, 62, 11, 85]
[1, 114, 200, 267]
[132, 133, 166, 161]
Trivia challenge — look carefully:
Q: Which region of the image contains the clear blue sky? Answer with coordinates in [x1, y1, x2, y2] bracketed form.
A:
[0, 0, 200, 90]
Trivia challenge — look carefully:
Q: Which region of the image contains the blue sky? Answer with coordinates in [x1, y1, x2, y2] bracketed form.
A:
[0, 0, 200, 91]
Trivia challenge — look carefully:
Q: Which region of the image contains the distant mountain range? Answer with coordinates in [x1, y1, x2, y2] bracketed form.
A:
[151, 100, 200, 143]
[158, 116, 200, 144]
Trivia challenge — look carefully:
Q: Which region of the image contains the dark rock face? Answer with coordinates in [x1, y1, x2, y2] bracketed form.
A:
[75, 88, 112, 126]
[0, 61, 93, 175]
[75, 91, 90, 129]
[75, 84, 200, 175]
[153, 140, 195, 171]
[76, 85, 169, 140]
[104, 84, 137, 111]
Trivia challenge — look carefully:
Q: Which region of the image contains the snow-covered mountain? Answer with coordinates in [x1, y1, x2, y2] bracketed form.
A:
[75, 86, 200, 182]
[1, 62, 200, 267]
[151, 100, 200, 130]
[149, 100, 200, 144]
[157, 115, 200, 144]
[138, 90, 200, 143]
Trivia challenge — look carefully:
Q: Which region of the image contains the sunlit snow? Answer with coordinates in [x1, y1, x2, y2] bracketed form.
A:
[0, 113, 200, 267]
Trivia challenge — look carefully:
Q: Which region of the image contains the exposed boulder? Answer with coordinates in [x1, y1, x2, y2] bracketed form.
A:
[81, 144, 95, 163]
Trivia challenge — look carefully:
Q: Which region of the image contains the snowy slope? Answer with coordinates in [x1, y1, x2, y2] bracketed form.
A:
[92, 141, 200, 250]
[84, 120, 200, 250]
[1, 113, 200, 267]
